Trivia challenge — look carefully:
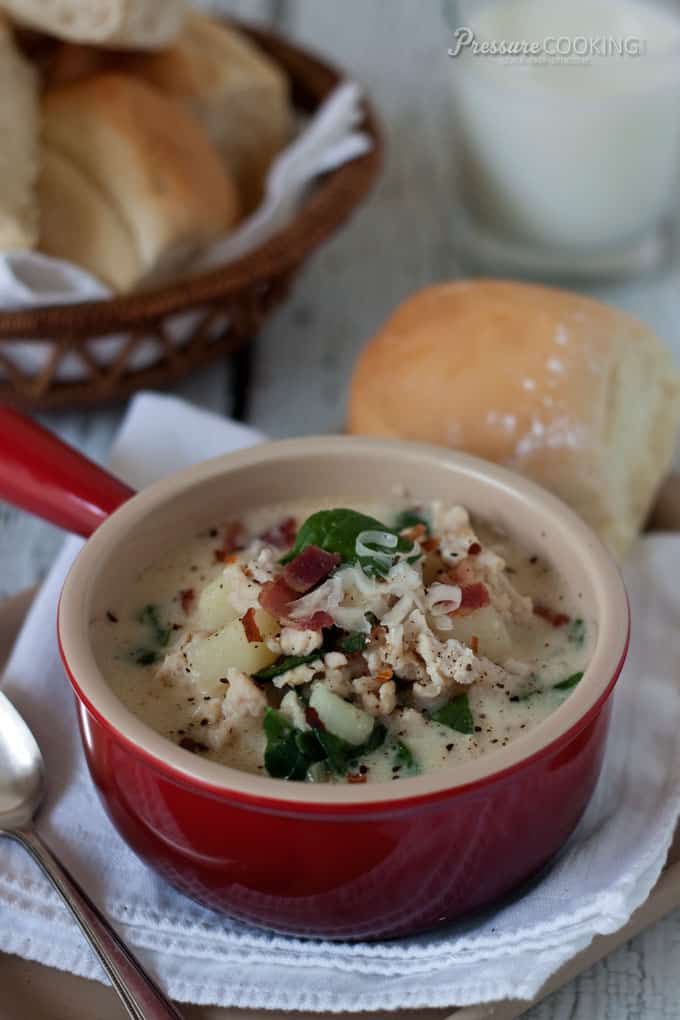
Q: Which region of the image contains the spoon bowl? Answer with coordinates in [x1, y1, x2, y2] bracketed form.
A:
[0, 690, 182, 1019]
[0, 692, 43, 832]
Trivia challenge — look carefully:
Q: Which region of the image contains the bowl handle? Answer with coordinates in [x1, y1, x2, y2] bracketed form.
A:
[0, 406, 134, 537]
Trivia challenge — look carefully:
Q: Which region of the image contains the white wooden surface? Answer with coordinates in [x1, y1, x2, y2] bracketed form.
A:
[2, 2, 680, 1017]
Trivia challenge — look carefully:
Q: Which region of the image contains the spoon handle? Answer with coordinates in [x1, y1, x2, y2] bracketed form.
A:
[11, 828, 184, 1020]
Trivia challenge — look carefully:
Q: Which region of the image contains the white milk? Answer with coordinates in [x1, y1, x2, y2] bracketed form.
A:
[449, 0, 680, 252]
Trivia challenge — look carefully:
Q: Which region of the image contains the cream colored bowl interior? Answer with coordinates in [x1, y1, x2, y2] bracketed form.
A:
[59, 436, 629, 807]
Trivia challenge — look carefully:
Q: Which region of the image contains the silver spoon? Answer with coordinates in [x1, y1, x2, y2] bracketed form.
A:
[0, 690, 183, 1020]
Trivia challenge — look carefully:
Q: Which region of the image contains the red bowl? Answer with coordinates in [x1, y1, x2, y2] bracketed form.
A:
[0, 411, 629, 939]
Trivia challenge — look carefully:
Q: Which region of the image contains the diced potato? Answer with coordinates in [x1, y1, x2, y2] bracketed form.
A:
[280, 690, 308, 731]
[185, 610, 279, 695]
[193, 564, 256, 631]
[309, 685, 374, 746]
[444, 605, 512, 663]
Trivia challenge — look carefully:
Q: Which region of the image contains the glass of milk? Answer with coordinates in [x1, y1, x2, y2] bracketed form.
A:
[444, 0, 680, 279]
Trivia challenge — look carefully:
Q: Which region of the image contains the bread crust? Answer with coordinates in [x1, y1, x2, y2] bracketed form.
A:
[0, 0, 186, 49]
[0, 19, 39, 249]
[39, 73, 240, 292]
[348, 280, 680, 557]
[123, 13, 291, 214]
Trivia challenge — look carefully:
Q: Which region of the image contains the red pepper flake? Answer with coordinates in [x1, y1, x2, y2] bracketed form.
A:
[534, 604, 570, 628]
[402, 523, 427, 543]
[467, 542, 482, 556]
[180, 588, 195, 614]
[471, 635, 479, 655]
[305, 706, 325, 730]
[259, 516, 298, 549]
[241, 607, 262, 643]
[214, 521, 247, 562]
[347, 772, 367, 784]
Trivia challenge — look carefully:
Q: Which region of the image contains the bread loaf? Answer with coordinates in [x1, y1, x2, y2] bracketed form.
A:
[348, 280, 680, 558]
[123, 13, 291, 214]
[39, 74, 240, 292]
[0, 0, 186, 49]
[0, 19, 39, 249]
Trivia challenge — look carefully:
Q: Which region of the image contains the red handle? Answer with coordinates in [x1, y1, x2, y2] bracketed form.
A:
[0, 406, 135, 538]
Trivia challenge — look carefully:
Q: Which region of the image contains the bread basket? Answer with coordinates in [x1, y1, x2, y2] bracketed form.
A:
[0, 22, 382, 410]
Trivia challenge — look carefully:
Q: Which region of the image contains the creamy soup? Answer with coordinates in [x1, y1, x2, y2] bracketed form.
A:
[92, 501, 592, 784]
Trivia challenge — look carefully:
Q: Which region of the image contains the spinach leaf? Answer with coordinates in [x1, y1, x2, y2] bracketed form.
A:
[294, 729, 327, 762]
[262, 707, 387, 781]
[263, 709, 310, 780]
[363, 722, 388, 754]
[131, 648, 157, 666]
[280, 508, 416, 577]
[137, 604, 170, 648]
[339, 632, 367, 654]
[395, 741, 415, 769]
[314, 729, 355, 774]
[568, 618, 586, 647]
[554, 671, 584, 691]
[315, 722, 387, 775]
[394, 508, 430, 535]
[253, 652, 321, 682]
[431, 693, 475, 734]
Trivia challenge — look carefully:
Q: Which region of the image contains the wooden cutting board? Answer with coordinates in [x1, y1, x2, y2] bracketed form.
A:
[3, 473, 680, 1019]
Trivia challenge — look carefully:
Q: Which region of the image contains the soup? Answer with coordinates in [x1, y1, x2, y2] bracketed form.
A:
[92, 501, 592, 784]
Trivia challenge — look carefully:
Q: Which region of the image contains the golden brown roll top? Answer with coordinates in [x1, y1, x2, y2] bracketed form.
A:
[0, 0, 186, 49]
[38, 73, 240, 292]
[0, 17, 39, 250]
[348, 280, 680, 558]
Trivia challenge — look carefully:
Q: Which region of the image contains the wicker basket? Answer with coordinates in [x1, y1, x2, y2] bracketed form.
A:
[0, 23, 382, 410]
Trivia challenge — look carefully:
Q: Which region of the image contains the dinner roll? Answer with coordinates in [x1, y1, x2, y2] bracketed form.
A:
[122, 13, 291, 214]
[38, 74, 240, 292]
[348, 280, 680, 558]
[0, 0, 186, 49]
[0, 18, 39, 249]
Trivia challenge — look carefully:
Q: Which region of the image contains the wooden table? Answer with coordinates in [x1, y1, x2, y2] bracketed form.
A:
[3, 2, 680, 1017]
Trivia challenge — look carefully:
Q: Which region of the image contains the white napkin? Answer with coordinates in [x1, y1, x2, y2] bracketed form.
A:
[0, 82, 371, 382]
[1, 391, 680, 1012]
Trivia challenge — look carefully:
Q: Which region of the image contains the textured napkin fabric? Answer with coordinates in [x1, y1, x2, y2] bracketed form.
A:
[1, 392, 680, 1011]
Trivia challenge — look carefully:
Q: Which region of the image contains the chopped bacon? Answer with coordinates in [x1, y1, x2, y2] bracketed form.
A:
[534, 604, 570, 628]
[451, 582, 491, 617]
[347, 772, 367, 784]
[241, 607, 262, 643]
[285, 611, 334, 631]
[258, 577, 332, 631]
[467, 542, 482, 556]
[305, 706, 324, 730]
[470, 635, 479, 655]
[180, 588, 195, 614]
[259, 577, 298, 617]
[214, 521, 248, 562]
[282, 545, 341, 594]
[260, 516, 297, 549]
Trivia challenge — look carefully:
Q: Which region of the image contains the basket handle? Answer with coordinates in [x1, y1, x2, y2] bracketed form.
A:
[0, 406, 134, 538]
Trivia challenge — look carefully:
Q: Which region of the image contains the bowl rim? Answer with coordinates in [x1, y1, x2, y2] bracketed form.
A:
[58, 436, 630, 812]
